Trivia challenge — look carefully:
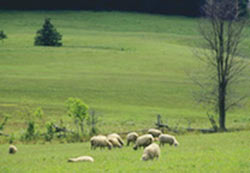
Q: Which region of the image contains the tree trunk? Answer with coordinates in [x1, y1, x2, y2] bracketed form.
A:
[80, 121, 84, 135]
[218, 84, 227, 130]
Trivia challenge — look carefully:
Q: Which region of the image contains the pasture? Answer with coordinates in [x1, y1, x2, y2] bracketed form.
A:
[0, 11, 249, 134]
[0, 10, 250, 173]
[0, 131, 250, 172]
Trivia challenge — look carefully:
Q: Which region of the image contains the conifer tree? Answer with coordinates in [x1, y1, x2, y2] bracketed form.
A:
[34, 18, 62, 46]
[0, 30, 7, 42]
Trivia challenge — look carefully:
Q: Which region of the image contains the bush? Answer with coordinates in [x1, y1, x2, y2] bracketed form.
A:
[19, 106, 44, 141]
[24, 121, 35, 140]
[45, 122, 55, 141]
[0, 115, 9, 131]
[0, 30, 7, 42]
[34, 18, 62, 46]
[66, 97, 89, 136]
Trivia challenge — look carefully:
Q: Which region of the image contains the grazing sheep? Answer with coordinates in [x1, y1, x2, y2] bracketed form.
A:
[126, 132, 139, 146]
[68, 156, 94, 163]
[148, 128, 162, 137]
[141, 143, 160, 161]
[108, 133, 124, 146]
[90, 135, 113, 150]
[107, 136, 122, 148]
[9, 145, 17, 154]
[159, 134, 179, 147]
[133, 134, 154, 150]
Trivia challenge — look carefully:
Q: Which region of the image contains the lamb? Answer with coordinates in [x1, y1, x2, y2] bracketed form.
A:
[159, 134, 179, 147]
[68, 156, 94, 163]
[148, 128, 162, 137]
[9, 145, 17, 154]
[141, 143, 160, 161]
[107, 133, 124, 146]
[90, 135, 113, 150]
[133, 134, 154, 150]
[107, 136, 122, 148]
[126, 132, 139, 146]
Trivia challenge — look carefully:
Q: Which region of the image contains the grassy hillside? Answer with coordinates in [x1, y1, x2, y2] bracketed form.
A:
[0, 11, 250, 134]
[0, 131, 250, 172]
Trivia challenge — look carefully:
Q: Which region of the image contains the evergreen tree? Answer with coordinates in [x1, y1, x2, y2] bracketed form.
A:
[34, 18, 62, 46]
[0, 30, 7, 42]
[239, 0, 249, 16]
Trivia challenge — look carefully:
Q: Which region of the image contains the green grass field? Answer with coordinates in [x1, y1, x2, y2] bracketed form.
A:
[1, 131, 250, 173]
[0, 10, 250, 173]
[0, 11, 249, 134]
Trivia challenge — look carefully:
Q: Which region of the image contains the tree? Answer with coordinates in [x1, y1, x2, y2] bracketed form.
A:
[238, 0, 249, 16]
[0, 30, 7, 42]
[87, 110, 99, 135]
[34, 18, 62, 46]
[66, 97, 89, 135]
[194, 0, 248, 131]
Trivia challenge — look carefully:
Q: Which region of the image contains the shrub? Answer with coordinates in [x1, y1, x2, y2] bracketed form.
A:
[0, 115, 9, 131]
[0, 30, 7, 42]
[45, 122, 55, 141]
[19, 106, 44, 141]
[25, 121, 35, 140]
[34, 18, 62, 46]
[66, 97, 88, 136]
[8, 134, 16, 144]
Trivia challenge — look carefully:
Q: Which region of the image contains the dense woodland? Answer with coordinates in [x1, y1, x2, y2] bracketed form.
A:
[0, 0, 228, 16]
[0, 0, 248, 16]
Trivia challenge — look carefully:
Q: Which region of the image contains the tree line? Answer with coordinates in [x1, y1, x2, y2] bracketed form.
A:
[0, 0, 218, 16]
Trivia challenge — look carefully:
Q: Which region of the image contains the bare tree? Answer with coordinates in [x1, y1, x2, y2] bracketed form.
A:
[194, 0, 248, 131]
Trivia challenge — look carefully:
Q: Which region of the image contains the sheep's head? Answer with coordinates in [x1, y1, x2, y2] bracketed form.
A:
[9, 145, 17, 154]
[174, 141, 179, 147]
[133, 145, 138, 150]
[107, 141, 113, 150]
[141, 154, 149, 161]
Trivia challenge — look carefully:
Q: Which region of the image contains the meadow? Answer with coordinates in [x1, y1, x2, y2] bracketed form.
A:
[0, 10, 250, 173]
[0, 11, 249, 134]
[1, 131, 250, 172]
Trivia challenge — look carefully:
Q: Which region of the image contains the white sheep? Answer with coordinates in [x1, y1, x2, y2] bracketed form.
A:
[107, 136, 122, 148]
[133, 134, 154, 150]
[9, 145, 17, 154]
[148, 128, 162, 137]
[141, 143, 160, 161]
[159, 134, 179, 147]
[108, 133, 124, 146]
[126, 132, 139, 146]
[90, 135, 113, 150]
[68, 156, 94, 163]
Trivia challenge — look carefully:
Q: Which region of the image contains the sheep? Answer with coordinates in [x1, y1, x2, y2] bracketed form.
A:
[107, 136, 122, 148]
[126, 132, 139, 146]
[9, 145, 17, 154]
[148, 128, 162, 138]
[159, 134, 179, 147]
[68, 156, 94, 163]
[107, 133, 124, 146]
[141, 143, 160, 161]
[133, 134, 154, 150]
[90, 135, 113, 150]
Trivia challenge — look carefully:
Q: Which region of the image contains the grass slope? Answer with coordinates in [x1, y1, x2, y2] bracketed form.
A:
[0, 131, 250, 172]
[0, 11, 249, 133]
